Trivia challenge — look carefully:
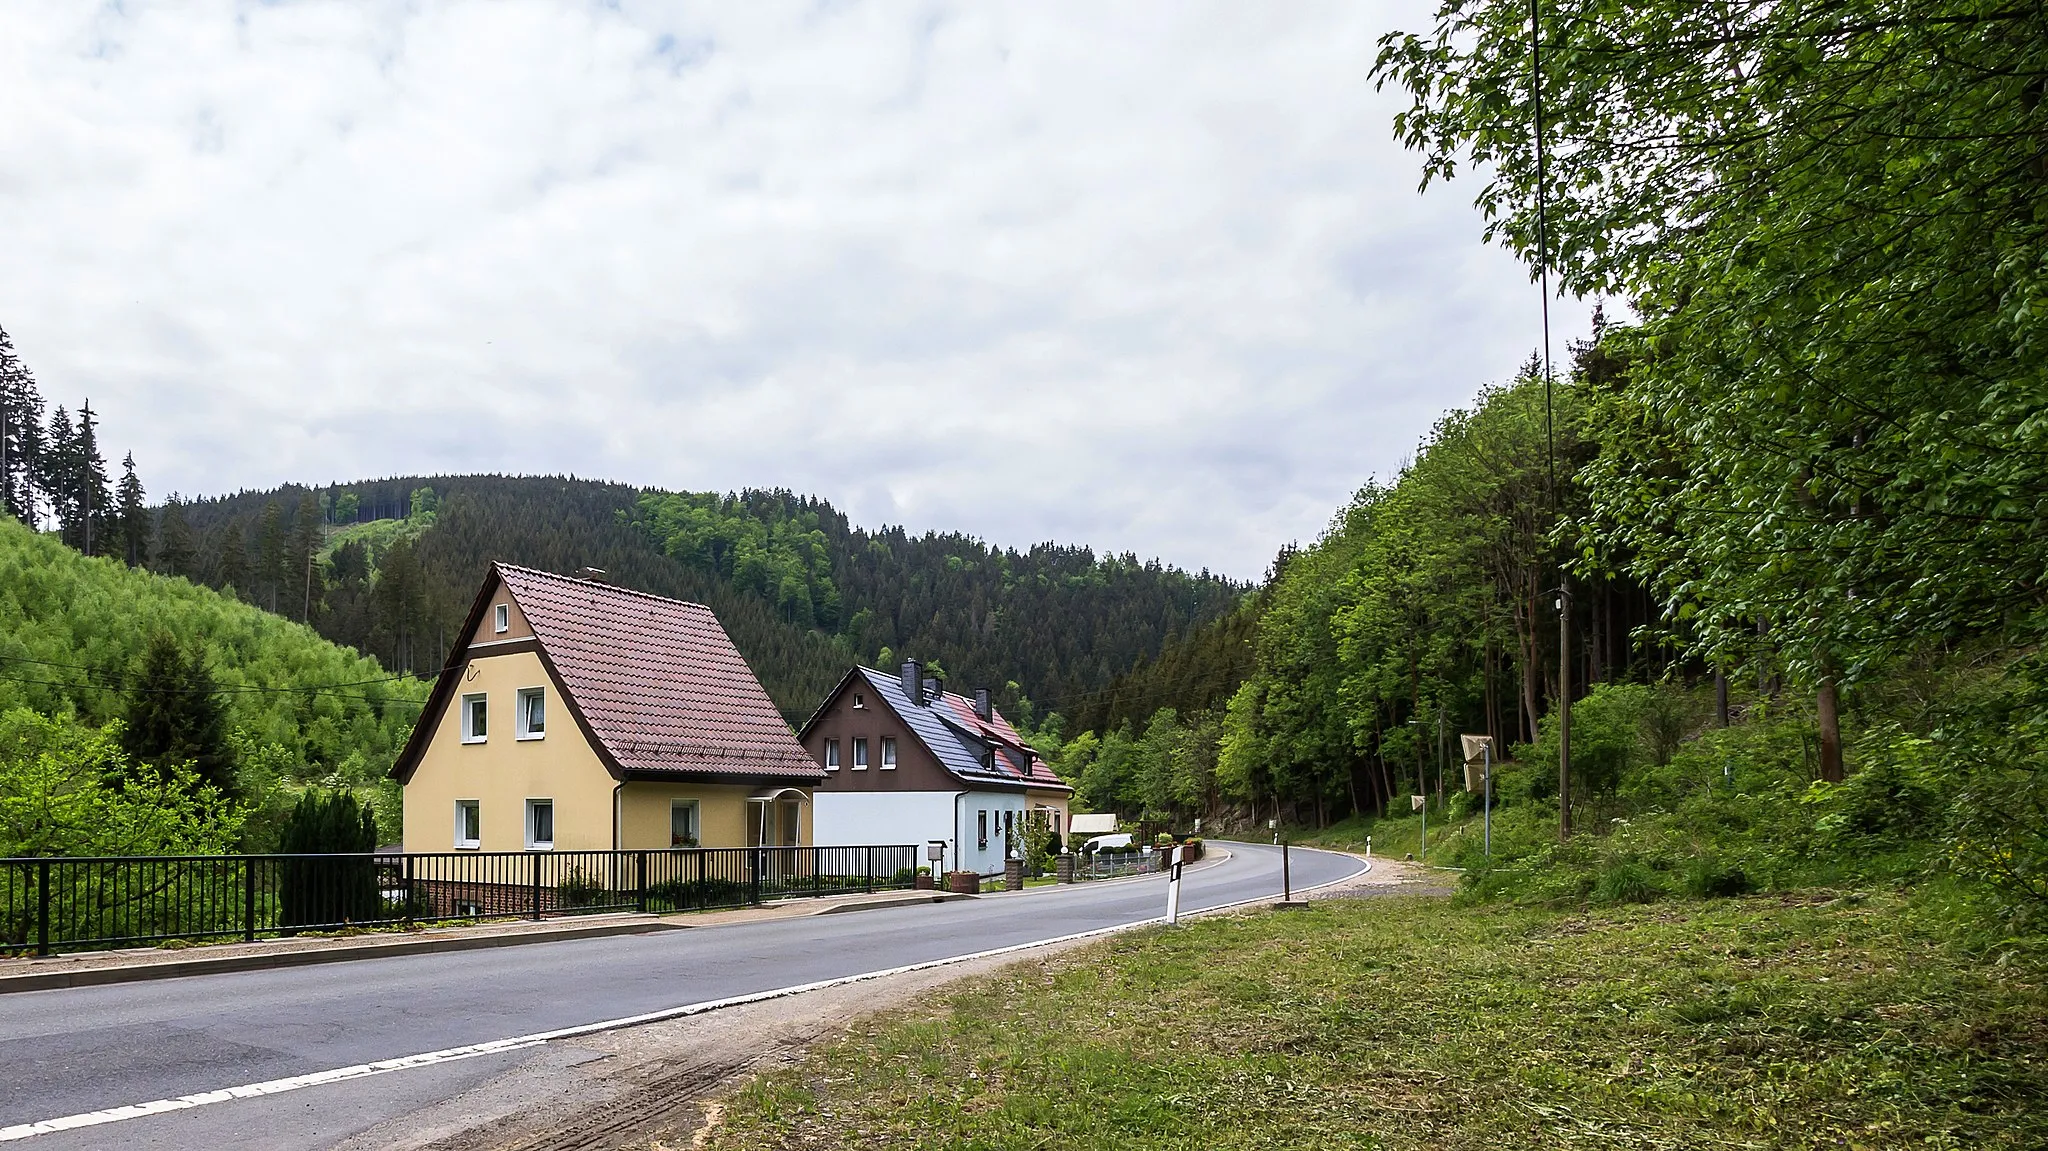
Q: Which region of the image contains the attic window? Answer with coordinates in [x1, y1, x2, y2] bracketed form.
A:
[516, 688, 546, 740]
[494, 604, 509, 634]
[853, 694, 865, 709]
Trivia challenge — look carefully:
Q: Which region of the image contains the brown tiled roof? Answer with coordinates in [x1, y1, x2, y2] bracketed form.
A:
[496, 564, 821, 781]
[937, 692, 1073, 792]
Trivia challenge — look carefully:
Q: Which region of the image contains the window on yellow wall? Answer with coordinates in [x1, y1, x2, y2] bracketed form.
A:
[671, 800, 700, 847]
[455, 800, 480, 849]
[526, 799, 554, 850]
[462, 695, 487, 743]
[516, 688, 545, 739]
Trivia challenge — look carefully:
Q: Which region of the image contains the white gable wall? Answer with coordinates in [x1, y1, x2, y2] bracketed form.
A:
[813, 789, 1033, 876]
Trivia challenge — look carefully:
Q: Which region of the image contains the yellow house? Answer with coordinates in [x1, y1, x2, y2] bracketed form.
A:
[390, 564, 822, 853]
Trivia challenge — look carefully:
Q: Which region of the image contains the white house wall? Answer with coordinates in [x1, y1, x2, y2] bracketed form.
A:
[814, 789, 1033, 876]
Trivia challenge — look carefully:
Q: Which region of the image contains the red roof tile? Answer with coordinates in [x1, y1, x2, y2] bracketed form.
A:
[497, 564, 821, 781]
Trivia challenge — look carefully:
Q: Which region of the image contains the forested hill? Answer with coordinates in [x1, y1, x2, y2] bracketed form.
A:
[0, 516, 425, 778]
[169, 475, 1244, 723]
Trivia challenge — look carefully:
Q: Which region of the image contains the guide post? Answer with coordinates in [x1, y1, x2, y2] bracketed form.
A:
[1165, 844, 1185, 925]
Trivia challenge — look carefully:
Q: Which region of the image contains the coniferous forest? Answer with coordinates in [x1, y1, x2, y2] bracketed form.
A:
[166, 475, 1243, 724]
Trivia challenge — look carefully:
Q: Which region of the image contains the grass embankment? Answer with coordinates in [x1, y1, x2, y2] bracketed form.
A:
[1287, 808, 1484, 864]
[703, 894, 2046, 1150]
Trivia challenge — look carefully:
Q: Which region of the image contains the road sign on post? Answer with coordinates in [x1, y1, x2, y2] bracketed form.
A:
[1164, 845, 1185, 925]
[1461, 735, 1495, 859]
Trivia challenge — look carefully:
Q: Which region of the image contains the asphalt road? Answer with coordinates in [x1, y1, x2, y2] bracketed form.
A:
[0, 840, 1360, 1149]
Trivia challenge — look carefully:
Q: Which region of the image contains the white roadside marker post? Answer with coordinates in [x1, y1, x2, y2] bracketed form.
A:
[1165, 844, 1184, 925]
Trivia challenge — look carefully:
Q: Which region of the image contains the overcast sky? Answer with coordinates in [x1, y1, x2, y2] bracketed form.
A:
[2, 1, 1589, 581]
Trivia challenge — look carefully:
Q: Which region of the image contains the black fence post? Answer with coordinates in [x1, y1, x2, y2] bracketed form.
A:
[36, 860, 51, 958]
[813, 849, 822, 899]
[243, 858, 257, 942]
[635, 852, 648, 913]
[750, 849, 761, 907]
[865, 846, 874, 894]
[531, 852, 543, 921]
[403, 854, 415, 929]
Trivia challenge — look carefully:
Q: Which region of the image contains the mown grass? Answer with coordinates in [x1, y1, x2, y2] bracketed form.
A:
[703, 893, 2047, 1150]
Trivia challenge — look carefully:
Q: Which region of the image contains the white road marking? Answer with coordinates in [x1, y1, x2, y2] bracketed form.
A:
[0, 847, 1366, 1143]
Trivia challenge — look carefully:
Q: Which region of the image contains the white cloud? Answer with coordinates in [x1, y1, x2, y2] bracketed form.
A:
[0, 0, 1590, 578]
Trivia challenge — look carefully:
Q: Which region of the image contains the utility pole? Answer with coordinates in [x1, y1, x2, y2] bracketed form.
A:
[1528, 0, 1570, 842]
[1558, 583, 1572, 839]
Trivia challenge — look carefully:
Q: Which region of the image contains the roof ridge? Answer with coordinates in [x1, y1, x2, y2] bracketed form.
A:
[495, 562, 711, 611]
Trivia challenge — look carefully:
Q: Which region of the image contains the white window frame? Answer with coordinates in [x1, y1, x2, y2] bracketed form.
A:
[852, 737, 869, 770]
[824, 739, 841, 771]
[526, 798, 555, 851]
[852, 693, 865, 709]
[516, 687, 546, 740]
[461, 694, 488, 744]
[494, 603, 509, 634]
[670, 799, 701, 848]
[881, 736, 897, 769]
[454, 799, 481, 849]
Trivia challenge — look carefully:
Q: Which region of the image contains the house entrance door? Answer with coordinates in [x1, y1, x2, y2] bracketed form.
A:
[747, 796, 804, 887]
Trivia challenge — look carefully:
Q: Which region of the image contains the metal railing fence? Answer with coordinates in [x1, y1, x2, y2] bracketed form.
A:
[1077, 849, 1163, 880]
[0, 844, 919, 957]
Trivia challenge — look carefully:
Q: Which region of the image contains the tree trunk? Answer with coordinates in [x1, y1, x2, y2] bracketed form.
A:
[1817, 676, 1844, 782]
[1715, 671, 1729, 727]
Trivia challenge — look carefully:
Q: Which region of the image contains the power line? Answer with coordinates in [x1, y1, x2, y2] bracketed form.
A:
[0, 667, 428, 707]
[0, 652, 421, 691]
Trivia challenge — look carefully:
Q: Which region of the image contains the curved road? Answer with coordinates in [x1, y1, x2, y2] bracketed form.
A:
[0, 841, 1360, 1149]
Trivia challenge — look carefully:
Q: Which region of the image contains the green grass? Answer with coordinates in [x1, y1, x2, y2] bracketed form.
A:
[1287, 805, 1485, 865]
[703, 893, 2047, 1150]
[321, 514, 428, 562]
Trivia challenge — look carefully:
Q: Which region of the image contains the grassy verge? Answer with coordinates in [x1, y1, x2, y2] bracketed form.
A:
[703, 893, 2046, 1150]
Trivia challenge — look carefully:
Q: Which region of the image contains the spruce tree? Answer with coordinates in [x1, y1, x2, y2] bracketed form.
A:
[74, 400, 112, 556]
[287, 491, 324, 622]
[119, 632, 236, 798]
[277, 790, 381, 928]
[153, 494, 196, 578]
[212, 518, 249, 598]
[256, 500, 285, 612]
[116, 453, 147, 567]
[0, 324, 46, 525]
[41, 405, 76, 542]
